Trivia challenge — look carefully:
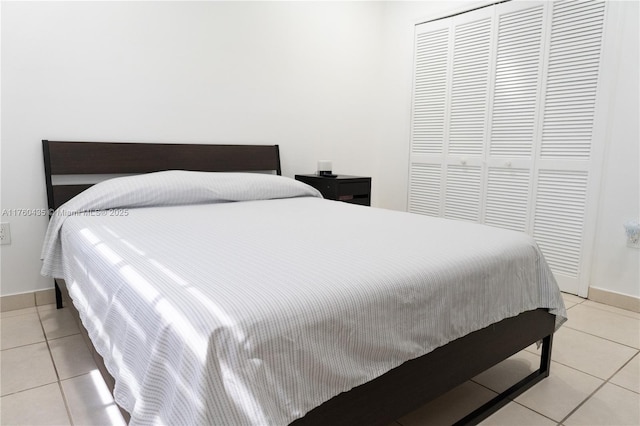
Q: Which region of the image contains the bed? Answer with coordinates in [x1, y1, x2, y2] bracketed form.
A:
[41, 140, 566, 425]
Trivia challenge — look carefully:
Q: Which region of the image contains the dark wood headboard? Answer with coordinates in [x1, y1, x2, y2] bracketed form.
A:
[42, 140, 281, 210]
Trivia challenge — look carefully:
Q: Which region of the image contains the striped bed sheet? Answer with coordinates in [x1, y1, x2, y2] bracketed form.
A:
[41, 172, 566, 425]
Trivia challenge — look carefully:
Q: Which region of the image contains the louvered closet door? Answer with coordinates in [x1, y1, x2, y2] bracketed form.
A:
[409, 6, 495, 220]
[408, 17, 449, 216]
[485, 2, 545, 232]
[532, 0, 606, 293]
[409, 0, 606, 296]
[444, 8, 494, 223]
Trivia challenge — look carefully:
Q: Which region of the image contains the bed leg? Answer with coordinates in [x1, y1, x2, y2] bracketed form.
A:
[55, 280, 63, 309]
[453, 334, 554, 426]
[540, 334, 553, 376]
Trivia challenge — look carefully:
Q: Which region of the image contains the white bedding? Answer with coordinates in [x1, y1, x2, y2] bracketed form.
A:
[41, 172, 566, 425]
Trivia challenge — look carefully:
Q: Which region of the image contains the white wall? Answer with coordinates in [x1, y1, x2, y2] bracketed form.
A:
[589, 1, 640, 299]
[1, 1, 638, 300]
[1, 1, 388, 295]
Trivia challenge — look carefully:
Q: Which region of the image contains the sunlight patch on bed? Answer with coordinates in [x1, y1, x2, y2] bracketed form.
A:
[101, 226, 121, 239]
[79, 228, 123, 265]
[72, 255, 88, 275]
[67, 279, 143, 406]
[109, 343, 142, 399]
[155, 299, 207, 362]
[68, 283, 107, 347]
[220, 363, 269, 426]
[119, 239, 146, 256]
[187, 287, 247, 341]
[86, 273, 109, 304]
[79, 228, 101, 245]
[95, 244, 123, 266]
[101, 225, 146, 256]
[119, 265, 160, 304]
[67, 281, 135, 395]
[109, 298, 147, 345]
[149, 259, 189, 286]
[148, 259, 248, 342]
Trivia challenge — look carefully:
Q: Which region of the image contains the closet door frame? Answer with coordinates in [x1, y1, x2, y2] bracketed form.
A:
[575, 0, 619, 297]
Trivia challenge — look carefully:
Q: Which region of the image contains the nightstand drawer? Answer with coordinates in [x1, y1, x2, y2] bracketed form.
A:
[339, 194, 370, 205]
[337, 181, 370, 197]
[295, 174, 372, 206]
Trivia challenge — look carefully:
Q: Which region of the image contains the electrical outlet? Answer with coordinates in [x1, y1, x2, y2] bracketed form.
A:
[0, 222, 11, 245]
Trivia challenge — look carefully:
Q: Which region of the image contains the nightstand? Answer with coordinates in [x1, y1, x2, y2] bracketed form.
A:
[295, 174, 371, 206]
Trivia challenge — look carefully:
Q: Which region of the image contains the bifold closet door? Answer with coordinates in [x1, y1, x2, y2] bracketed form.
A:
[409, 5, 494, 222]
[408, 0, 607, 295]
[531, 0, 606, 294]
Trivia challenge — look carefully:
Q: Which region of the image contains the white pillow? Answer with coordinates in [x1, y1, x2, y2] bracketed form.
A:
[58, 170, 321, 212]
[41, 171, 322, 277]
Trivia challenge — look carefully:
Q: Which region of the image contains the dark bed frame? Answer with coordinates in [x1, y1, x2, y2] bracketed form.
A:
[42, 140, 555, 425]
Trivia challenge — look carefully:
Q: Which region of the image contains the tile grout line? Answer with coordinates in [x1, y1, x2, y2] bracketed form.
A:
[606, 380, 640, 395]
[548, 350, 639, 392]
[0, 313, 52, 396]
[0, 338, 48, 352]
[0, 310, 38, 319]
[56, 381, 75, 426]
[429, 370, 565, 425]
[564, 298, 640, 324]
[581, 305, 640, 320]
[557, 347, 640, 424]
[37, 307, 75, 426]
[557, 378, 608, 425]
[0, 380, 59, 398]
[511, 400, 559, 425]
[470, 375, 559, 425]
[560, 323, 640, 351]
[606, 352, 640, 395]
[576, 299, 640, 319]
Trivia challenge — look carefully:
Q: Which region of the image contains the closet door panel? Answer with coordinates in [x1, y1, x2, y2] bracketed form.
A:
[533, 0, 606, 293]
[411, 20, 451, 156]
[540, 0, 605, 159]
[532, 170, 589, 292]
[448, 9, 493, 158]
[408, 163, 443, 216]
[444, 165, 482, 222]
[490, 3, 545, 158]
[485, 167, 531, 232]
[482, 2, 544, 233]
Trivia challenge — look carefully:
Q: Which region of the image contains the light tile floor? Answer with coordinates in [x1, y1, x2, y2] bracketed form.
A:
[0, 294, 638, 425]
